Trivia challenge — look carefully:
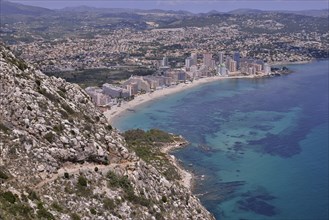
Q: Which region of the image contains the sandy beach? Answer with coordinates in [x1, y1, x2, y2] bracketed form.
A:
[104, 74, 261, 124]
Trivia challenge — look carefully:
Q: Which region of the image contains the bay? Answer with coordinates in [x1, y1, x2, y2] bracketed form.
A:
[112, 61, 329, 220]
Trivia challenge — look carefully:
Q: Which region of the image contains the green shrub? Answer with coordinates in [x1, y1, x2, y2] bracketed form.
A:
[53, 124, 64, 133]
[21, 194, 28, 202]
[106, 171, 152, 207]
[106, 124, 113, 131]
[64, 186, 74, 194]
[76, 175, 91, 197]
[16, 59, 28, 71]
[35, 79, 41, 86]
[0, 191, 16, 203]
[84, 124, 93, 132]
[162, 166, 180, 181]
[51, 202, 64, 212]
[27, 189, 39, 201]
[90, 208, 97, 215]
[57, 90, 66, 98]
[106, 171, 131, 189]
[44, 132, 55, 143]
[0, 169, 9, 180]
[70, 213, 81, 220]
[161, 195, 167, 203]
[8, 203, 32, 217]
[123, 129, 173, 144]
[0, 123, 10, 133]
[123, 188, 151, 207]
[103, 198, 116, 210]
[135, 195, 151, 207]
[155, 213, 165, 220]
[37, 205, 55, 220]
[134, 146, 153, 162]
[77, 175, 87, 187]
[58, 86, 67, 94]
[64, 172, 70, 179]
[84, 115, 93, 123]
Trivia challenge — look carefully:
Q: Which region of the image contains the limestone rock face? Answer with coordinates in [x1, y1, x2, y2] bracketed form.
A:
[0, 43, 214, 220]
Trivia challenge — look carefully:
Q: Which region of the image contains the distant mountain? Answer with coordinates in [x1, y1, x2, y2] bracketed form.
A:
[59, 6, 137, 13]
[141, 9, 193, 15]
[278, 9, 329, 18]
[227, 8, 328, 18]
[59, 5, 101, 12]
[196, 10, 225, 16]
[228, 8, 265, 15]
[0, 0, 53, 15]
[58, 6, 193, 16]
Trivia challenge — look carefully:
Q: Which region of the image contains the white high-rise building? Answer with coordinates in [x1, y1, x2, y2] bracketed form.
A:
[218, 52, 224, 65]
[191, 53, 197, 66]
[264, 63, 271, 75]
[233, 52, 240, 70]
[185, 57, 193, 68]
[161, 56, 169, 67]
[219, 64, 227, 76]
[203, 53, 212, 68]
[228, 60, 237, 72]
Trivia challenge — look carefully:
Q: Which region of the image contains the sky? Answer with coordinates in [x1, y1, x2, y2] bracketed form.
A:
[9, 0, 329, 13]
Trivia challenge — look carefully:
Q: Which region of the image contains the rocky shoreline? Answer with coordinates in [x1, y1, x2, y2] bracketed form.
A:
[160, 138, 194, 190]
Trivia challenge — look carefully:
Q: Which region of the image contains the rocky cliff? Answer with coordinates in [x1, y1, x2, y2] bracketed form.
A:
[0, 43, 214, 220]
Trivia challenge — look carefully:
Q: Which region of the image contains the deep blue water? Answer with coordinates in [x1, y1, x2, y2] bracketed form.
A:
[113, 61, 329, 220]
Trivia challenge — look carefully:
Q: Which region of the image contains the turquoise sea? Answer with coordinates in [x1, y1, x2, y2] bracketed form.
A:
[112, 61, 329, 220]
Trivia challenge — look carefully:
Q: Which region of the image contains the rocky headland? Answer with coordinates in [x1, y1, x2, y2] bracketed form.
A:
[0, 43, 214, 220]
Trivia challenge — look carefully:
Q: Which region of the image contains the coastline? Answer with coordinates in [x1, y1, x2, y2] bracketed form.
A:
[104, 74, 263, 124]
[102, 64, 305, 190]
[161, 139, 194, 190]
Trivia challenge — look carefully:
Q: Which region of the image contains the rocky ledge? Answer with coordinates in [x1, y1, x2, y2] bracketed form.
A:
[0, 43, 214, 219]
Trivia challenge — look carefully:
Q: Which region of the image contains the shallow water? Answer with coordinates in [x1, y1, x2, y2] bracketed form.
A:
[113, 61, 329, 220]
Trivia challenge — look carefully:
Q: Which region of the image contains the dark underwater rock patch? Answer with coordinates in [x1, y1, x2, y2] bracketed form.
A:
[237, 188, 277, 216]
[237, 198, 276, 216]
[248, 133, 301, 158]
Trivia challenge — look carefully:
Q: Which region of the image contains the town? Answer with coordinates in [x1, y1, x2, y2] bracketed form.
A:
[85, 52, 273, 108]
[2, 4, 328, 109]
[9, 26, 326, 73]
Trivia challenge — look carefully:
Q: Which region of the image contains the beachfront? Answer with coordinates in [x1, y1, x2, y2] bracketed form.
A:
[104, 74, 265, 124]
[103, 73, 269, 190]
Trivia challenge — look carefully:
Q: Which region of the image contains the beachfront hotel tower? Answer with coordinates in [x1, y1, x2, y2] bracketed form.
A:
[161, 56, 169, 67]
[191, 53, 197, 66]
[219, 52, 224, 65]
[203, 53, 213, 69]
[185, 57, 193, 69]
[233, 52, 240, 70]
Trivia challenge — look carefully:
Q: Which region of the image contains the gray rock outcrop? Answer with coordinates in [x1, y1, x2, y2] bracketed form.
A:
[0, 43, 214, 220]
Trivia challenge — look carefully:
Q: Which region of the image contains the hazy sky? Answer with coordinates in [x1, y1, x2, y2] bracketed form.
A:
[9, 0, 329, 13]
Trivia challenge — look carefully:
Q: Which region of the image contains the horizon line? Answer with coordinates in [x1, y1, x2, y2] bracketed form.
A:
[4, 0, 329, 13]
